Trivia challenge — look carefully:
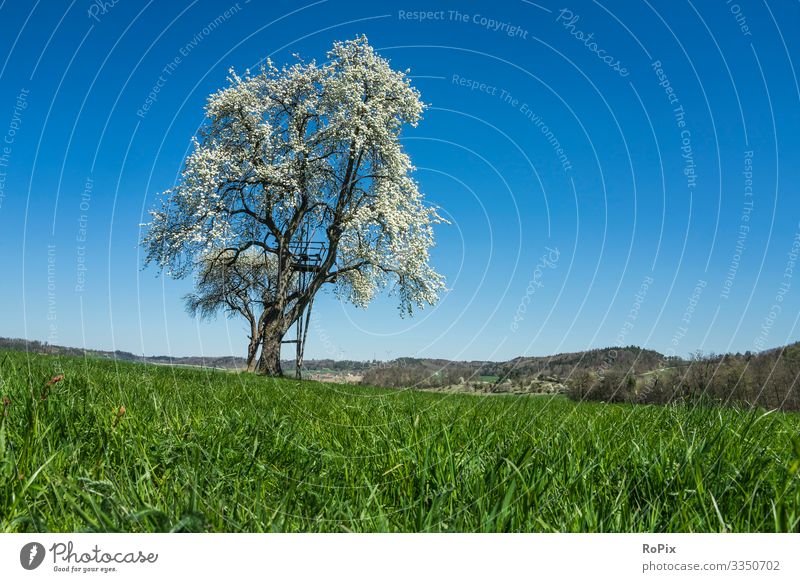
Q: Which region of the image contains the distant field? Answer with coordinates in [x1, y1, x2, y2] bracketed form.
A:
[1, 349, 799, 532]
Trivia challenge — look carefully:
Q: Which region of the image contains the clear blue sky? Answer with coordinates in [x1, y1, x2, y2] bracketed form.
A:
[1, 0, 799, 361]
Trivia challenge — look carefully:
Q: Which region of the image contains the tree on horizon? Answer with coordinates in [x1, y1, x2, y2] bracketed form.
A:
[143, 36, 446, 376]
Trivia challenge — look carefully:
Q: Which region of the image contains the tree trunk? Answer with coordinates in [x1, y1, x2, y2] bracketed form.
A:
[255, 244, 294, 376]
[245, 335, 260, 372]
[256, 319, 284, 376]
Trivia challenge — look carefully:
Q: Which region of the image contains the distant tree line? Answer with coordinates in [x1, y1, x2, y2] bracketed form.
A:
[361, 362, 471, 388]
[360, 346, 675, 389]
[567, 344, 800, 411]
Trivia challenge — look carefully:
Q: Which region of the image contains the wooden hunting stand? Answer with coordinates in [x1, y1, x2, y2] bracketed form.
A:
[281, 239, 325, 380]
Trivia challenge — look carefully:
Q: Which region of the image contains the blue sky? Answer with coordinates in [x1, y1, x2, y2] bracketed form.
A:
[1, 0, 799, 361]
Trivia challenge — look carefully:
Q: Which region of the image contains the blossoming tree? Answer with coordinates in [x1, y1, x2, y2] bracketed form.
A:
[143, 36, 445, 376]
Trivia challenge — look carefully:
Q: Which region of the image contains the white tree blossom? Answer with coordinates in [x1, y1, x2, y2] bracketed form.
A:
[143, 36, 446, 375]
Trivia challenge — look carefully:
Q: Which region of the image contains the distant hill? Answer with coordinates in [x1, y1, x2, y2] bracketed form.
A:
[0, 338, 686, 382]
[359, 346, 682, 389]
[0, 337, 248, 369]
[4, 335, 796, 410]
[566, 341, 800, 411]
[0, 337, 380, 372]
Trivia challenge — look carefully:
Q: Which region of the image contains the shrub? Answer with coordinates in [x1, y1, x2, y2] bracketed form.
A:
[568, 370, 635, 403]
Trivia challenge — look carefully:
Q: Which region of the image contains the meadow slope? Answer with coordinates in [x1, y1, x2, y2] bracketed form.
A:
[1, 349, 799, 532]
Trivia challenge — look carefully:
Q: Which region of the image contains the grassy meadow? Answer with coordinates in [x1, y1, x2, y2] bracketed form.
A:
[1, 348, 799, 532]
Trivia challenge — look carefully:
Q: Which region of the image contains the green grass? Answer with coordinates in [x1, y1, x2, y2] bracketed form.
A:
[1, 349, 799, 532]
